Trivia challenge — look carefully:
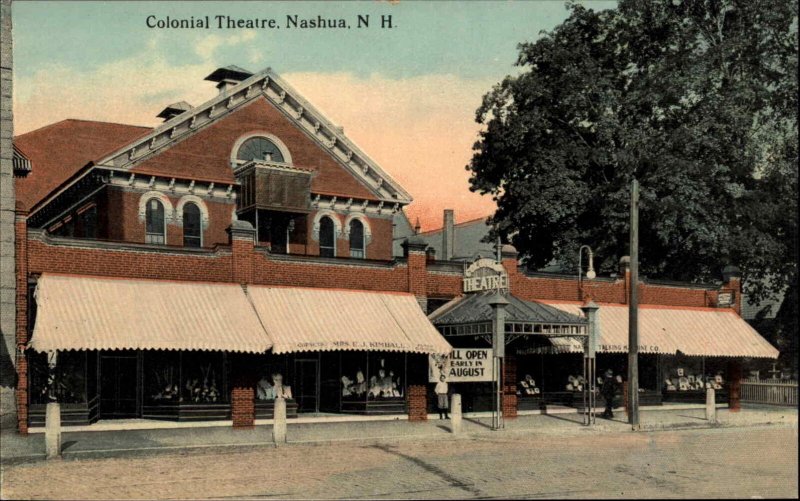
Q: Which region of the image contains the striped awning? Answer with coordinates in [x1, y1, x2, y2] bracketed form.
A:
[539, 302, 779, 358]
[246, 286, 452, 355]
[29, 274, 273, 353]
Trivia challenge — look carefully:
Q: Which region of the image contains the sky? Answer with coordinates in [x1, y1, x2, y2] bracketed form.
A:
[12, 0, 617, 230]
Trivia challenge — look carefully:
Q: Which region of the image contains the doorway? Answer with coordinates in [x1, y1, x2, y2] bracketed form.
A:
[99, 351, 140, 418]
[294, 358, 319, 413]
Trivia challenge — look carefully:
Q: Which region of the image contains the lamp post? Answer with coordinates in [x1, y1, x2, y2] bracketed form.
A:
[578, 245, 597, 426]
[487, 292, 509, 431]
[578, 245, 596, 294]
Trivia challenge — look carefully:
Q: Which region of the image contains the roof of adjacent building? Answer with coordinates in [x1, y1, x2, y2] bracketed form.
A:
[394, 215, 496, 261]
[13, 119, 151, 211]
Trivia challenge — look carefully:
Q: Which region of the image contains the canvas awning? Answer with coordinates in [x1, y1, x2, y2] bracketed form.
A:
[539, 302, 779, 358]
[246, 286, 452, 355]
[28, 274, 273, 353]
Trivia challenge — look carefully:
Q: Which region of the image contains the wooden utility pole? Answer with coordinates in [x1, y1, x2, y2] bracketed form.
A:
[628, 179, 640, 429]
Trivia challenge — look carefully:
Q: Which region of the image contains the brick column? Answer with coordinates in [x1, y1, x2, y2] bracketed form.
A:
[227, 220, 255, 285]
[231, 385, 255, 428]
[502, 355, 518, 418]
[501, 244, 519, 296]
[407, 385, 428, 421]
[15, 210, 27, 434]
[721, 265, 742, 316]
[728, 359, 742, 412]
[402, 237, 428, 311]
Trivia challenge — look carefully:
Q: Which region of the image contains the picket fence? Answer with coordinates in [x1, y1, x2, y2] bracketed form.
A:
[740, 378, 798, 406]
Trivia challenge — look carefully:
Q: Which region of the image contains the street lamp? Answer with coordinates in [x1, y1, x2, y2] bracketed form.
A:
[578, 245, 596, 283]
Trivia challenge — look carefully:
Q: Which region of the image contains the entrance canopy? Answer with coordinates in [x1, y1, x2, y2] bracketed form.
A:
[29, 274, 273, 353]
[429, 291, 588, 341]
[246, 285, 452, 355]
[539, 302, 779, 358]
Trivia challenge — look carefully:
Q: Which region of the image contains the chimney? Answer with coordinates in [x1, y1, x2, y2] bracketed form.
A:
[204, 65, 254, 95]
[442, 209, 455, 261]
[156, 101, 193, 122]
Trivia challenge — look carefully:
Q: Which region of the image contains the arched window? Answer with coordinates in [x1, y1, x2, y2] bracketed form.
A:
[145, 198, 165, 244]
[319, 216, 336, 258]
[349, 219, 365, 259]
[183, 202, 202, 248]
[236, 137, 285, 163]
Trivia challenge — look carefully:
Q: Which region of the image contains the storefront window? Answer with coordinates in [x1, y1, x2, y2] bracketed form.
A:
[256, 355, 292, 401]
[339, 352, 367, 400]
[366, 353, 404, 400]
[660, 354, 725, 392]
[29, 351, 88, 405]
[143, 351, 181, 404]
[182, 351, 226, 403]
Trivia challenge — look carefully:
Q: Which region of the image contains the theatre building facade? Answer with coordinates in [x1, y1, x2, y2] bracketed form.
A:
[11, 65, 779, 434]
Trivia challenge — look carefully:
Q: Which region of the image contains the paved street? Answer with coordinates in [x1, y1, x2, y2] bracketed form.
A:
[1, 423, 796, 499]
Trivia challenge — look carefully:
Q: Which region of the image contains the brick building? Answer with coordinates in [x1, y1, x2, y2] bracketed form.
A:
[11, 65, 778, 434]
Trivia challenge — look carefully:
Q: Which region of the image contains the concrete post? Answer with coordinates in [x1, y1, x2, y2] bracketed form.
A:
[706, 388, 716, 422]
[272, 396, 287, 445]
[450, 393, 462, 434]
[45, 402, 61, 459]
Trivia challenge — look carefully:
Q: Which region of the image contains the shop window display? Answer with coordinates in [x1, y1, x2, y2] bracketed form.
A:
[144, 351, 181, 404]
[660, 355, 727, 403]
[181, 351, 225, 403]
[338, 352, 407, 414]
[29, 350, 88, 405]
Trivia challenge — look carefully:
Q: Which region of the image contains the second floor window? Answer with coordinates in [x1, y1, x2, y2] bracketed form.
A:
[319, 216, 335, 258]
[183, 203, 202, 248]
[349, 219, 365, 259]
[145, 198, 165, 245]
[237, 137, 285, 163]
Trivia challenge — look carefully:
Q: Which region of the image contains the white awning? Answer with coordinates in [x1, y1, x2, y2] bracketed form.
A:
[246, 286, 452, 355]
[541, 301, 779, 358]
[29, 274, 273, 353]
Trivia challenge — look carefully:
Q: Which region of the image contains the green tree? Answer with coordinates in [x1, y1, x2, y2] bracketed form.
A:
[468, 0, 797, 306]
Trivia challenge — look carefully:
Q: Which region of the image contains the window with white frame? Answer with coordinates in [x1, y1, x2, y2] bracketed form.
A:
[319, 216, 336, 258]
[349, 219, 365, 258]
[237, 137, 285, 163]
[182, 202, 202, 248]
[145, 198, 166, 244]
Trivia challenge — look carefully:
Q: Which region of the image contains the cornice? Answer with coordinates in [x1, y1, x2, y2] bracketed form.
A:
[94, 67, 413, 205]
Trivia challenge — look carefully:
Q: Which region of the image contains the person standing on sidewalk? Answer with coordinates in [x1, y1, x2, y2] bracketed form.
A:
[600, 369, 618, 419]
[435, 375, 450, 419]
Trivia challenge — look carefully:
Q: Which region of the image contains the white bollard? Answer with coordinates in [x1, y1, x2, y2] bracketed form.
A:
[45, 402, 62, 459]
[272, 396, 287, 445]
[450, 394, 462, 434]
[706, 388, 716, 422]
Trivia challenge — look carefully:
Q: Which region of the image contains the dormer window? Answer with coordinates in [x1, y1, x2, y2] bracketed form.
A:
[237, 137, 285, 163]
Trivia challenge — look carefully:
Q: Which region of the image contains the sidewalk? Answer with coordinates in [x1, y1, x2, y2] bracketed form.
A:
[1, 404, 796, 465]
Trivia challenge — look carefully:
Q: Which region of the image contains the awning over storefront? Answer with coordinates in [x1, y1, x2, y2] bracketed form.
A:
[29, 274, 273, 353]
[540, 302, 779, 359]
[246, 286, 452, 355]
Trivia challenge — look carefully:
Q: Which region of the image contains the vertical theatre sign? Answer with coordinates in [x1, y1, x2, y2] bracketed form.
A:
[429, 348, 494, 382]
[462, 258, 508, 293]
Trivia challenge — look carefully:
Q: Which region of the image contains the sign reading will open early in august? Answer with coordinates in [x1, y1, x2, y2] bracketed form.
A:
[429, 348, 494, 383]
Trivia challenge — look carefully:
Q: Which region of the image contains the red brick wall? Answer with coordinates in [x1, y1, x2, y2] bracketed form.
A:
[503, 356, 517, 418]
[103, 187, 235, 248]
[132, 98, 377, 200]
[231, 386, 255, 428]
[407, 385, 428, 421]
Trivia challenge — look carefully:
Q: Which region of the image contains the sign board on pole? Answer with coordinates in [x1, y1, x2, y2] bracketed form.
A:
[429, 348, 494, 382]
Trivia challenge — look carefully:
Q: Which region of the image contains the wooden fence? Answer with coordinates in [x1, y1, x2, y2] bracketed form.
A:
[740, 378, 798, 406]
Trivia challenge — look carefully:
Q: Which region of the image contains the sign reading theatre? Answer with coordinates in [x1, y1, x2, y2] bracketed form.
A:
[462, 258, 509, 293]
[429, 348, 494, 383]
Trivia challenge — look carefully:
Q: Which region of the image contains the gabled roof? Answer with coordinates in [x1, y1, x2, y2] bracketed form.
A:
[429, 291, 587, 326]
[13, 119, 152, 211]
[95, 66, 412, 204]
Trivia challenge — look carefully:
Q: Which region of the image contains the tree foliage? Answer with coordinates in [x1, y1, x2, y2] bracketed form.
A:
[468, 0, 798, 304]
